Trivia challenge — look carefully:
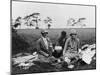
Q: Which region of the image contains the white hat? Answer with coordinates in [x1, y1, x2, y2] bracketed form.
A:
[41, 29, 48, 34]
[70, 29, 77, 35]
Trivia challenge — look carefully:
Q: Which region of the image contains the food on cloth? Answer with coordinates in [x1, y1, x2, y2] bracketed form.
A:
[12, 52, 38, 70]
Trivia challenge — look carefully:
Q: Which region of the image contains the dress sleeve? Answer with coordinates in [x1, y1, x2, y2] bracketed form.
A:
[77, 38, 80, 52]
[63, 38, 70, 55]
[36, 38, 49, 57]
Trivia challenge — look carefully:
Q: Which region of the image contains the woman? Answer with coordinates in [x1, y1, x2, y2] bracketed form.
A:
[63, 29, 80, 68]
[52, 31, 67, 63]
[57, 31, 67, 49]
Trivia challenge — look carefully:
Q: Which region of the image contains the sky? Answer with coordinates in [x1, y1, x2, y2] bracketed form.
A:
[12, 1, 95, 28]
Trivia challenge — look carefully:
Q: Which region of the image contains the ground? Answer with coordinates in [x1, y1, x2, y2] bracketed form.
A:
[11, 28, 96, 74]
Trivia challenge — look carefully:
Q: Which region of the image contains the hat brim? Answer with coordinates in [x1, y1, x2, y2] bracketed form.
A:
[70, 33, 77, 35]
[42, 32, 48, 34]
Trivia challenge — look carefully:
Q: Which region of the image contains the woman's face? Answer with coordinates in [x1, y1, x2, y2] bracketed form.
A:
[71, 34, 77, 39]
[42, 33, 48, 37]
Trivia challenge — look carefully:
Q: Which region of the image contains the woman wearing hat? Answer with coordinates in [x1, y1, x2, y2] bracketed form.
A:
[36, 29, 54, 62]
[63, 29, 80, 68]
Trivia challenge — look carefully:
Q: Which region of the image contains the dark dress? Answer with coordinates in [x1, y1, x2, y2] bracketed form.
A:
[58, 37, 67, 49]
[52, 37, 67, 58]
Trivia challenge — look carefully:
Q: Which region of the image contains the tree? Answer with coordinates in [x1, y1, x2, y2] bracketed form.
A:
[67, 18, 75, 26]
[76, 18, 86, 27]
[30, 13, 41, 29]
[67, 18, 86, 27]
[44, 17, 52, 29]
[14, 16, 22, 28]
[23, 15, 30, 26]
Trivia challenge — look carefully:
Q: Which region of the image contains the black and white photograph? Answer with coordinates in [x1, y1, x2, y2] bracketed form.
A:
[11, 0, 96, 74]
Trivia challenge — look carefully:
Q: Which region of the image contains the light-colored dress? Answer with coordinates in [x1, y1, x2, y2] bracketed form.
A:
[63, 37, 80, 59]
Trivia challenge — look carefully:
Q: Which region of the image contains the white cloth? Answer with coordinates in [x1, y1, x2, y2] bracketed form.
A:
[79, 44, 96, 64]
[80, 48, 95, 64]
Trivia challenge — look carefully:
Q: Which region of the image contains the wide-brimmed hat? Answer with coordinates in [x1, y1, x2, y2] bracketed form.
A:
[70, 29, 77, 35]
[41, 29, 48, 34]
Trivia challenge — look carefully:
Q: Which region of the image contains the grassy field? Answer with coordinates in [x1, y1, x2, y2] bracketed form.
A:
[17, 28, 96, 48]
[12, 28, 96, 74]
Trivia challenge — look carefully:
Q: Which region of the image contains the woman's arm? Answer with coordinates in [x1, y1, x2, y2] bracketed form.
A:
[36, 39, 49, 57]
[63, 39, 69, 56]
[77, 39, 80, 52]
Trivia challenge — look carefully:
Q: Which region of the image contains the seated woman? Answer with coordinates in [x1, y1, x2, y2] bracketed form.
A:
[36, 30, 54, 62]
[57, 31, 67, 49]
[52, 31, 67, 63]
[63, 29, 80, 68]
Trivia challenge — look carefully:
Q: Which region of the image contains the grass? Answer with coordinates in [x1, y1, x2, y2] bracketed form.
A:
[17, 28, 96, 48]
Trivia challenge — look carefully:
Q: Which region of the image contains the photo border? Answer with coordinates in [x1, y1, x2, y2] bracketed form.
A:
[10, 0, 96, 74]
